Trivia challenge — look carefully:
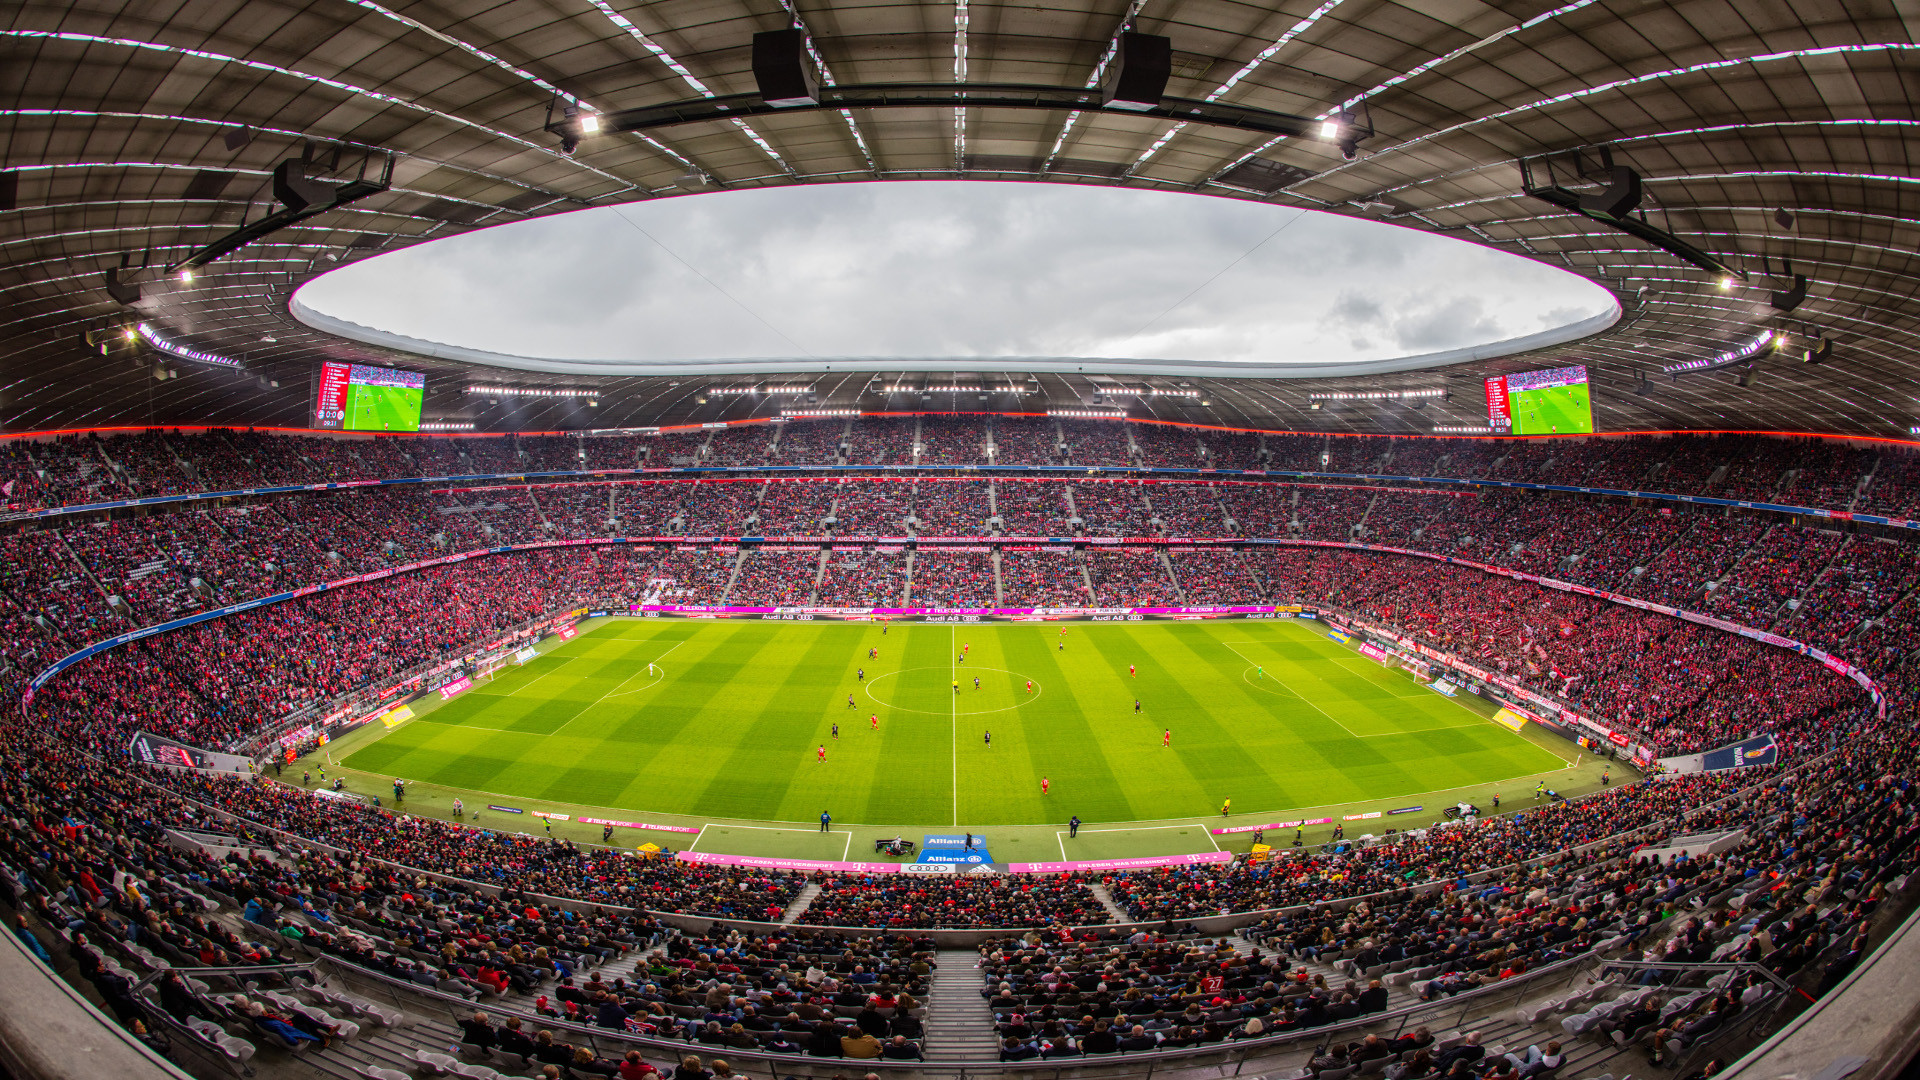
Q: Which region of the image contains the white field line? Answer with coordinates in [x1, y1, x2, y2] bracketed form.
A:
[551, 640, 686, 733]
[956, 618, 967, 818]
[1221, 641, 1362, 737]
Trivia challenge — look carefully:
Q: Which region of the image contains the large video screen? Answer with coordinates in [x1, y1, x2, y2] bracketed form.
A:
[313, 361, 426, 432]
[1485, 365, 1593, 435]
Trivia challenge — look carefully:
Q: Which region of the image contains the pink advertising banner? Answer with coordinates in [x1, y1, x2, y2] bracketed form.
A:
[675, 851, 902, 874]
[579, 816, 702, 835]
[1212, 816, 1333, 835]
[1005, 851, 1233, 873]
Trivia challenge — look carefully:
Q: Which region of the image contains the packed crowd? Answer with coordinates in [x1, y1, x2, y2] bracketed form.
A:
[19, 427, 1903, 517]
[7, 428, 1919, 782]
[806, 876, 1109, 929]
[904, 551, 996, 608]
[998, 552, 1093, 607]
[8, 655, 1912, 1071]
[1087, 551, 1179, 607]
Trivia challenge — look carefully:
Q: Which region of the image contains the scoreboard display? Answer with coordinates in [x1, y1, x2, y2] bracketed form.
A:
[312, 361, 426, 431]
[1486, 365, 1594, 435]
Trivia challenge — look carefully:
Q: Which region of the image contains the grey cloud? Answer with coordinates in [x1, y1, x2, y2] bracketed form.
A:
[295, 182, 1613, 366]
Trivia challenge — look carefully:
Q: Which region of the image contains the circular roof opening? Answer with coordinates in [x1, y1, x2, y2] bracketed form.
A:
[292, 181, 1618, 378]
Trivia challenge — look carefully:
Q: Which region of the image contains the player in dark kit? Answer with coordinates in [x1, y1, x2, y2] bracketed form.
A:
[983, 730, 992, 749]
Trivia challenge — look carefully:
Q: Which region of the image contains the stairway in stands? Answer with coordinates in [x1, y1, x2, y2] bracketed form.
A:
[921, 948, 1001, 1062]
[780, 883, 822, 924]
[1088, 883, 1131, 923]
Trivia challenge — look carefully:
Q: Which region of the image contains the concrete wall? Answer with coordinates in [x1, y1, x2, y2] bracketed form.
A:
[0, 916, 191, 1080]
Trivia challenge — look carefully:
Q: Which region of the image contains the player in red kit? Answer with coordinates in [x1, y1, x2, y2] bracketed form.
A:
[1025, 679, 1034, 694]
[816, 745, 826, 763]
[1129, 664, 1135, 677]
[870, 713, 878, 731]
[1040, 776, 1050, 796]
[1163, 728, 1171, 748]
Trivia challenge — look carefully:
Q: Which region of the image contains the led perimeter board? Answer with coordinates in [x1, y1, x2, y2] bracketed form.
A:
[312, 361, 427, 432]
[1486, 365, 1593, 435]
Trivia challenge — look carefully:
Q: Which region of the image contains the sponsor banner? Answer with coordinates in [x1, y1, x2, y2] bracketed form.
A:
[1701, 733, 1779, 771]
[899, 863, 957, 875]
[1211, 816, 1334, 835]
[1326, 629, 1352, 644]
[532, 811, 571, 821]
[587, 610, 609, 618]
[1342, 811, 1383, 821]
[1491, 708, 1531, 732]
[513, 646, 538, 664]
[488, 804, 524, 814]
[1005, 851, 1233, 874]
[1429, 678, 1458, 697]
[439, 676, 474, 700]
[557, 624, 579, 642]
[676, 851, 901, 874]
[276, 724, 317, 748]
[379, 704, 414, 728]
[1325, 622, 1351, 635]
[1387, 805, 1424, 815]
[919, 833, 994, 864]
[1356, 642, 1390, 663]
[577, 816, 703, 835]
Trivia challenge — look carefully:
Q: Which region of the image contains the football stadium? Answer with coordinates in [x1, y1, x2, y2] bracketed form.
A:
[3, 4, 1919, 1080]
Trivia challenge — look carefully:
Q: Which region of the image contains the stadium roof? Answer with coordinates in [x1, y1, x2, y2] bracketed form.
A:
[2, 0, 1916, 436]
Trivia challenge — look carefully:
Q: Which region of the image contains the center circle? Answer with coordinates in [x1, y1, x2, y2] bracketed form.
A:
[864, 666, 1043, 716]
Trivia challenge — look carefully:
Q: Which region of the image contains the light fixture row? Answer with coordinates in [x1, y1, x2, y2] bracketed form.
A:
[1663, 331, 1775, 374]
[136, 322, 241, 369]
[882, 384, 1032, 394]
[1307, 388, 1445, 401]
[467, 385, 596, 398]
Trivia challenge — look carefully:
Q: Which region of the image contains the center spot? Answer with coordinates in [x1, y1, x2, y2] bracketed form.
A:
[863, 666, 1043, 716]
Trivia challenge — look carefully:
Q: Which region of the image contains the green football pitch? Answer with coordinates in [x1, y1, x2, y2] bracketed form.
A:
[346, 384, 423, 432]
[1510, 382, 1593, 435]
[325, 618, 1593, 854]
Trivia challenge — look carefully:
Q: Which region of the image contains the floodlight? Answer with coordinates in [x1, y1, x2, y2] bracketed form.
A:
[178, 269, 194, 282]
[579, 114, 601, 133]
[1320, 120, 1339, 139]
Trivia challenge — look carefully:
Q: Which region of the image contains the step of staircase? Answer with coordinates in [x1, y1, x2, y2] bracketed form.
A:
[781, 882, 822, 924]
[921, 948, 1002, 1062]
[1088, 883, 1132, 924]
[486, 943, 657, 1015]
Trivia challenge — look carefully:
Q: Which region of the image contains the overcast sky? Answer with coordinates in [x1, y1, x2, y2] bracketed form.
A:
[296, 181, 1614, 365]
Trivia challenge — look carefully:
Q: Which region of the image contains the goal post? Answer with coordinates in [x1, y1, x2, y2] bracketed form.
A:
[474, 656, 509, 685]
